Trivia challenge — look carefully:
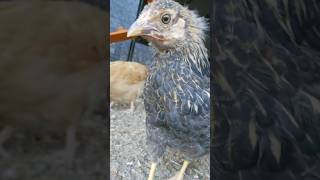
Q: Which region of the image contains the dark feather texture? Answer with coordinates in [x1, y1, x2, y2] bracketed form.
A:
[213, 0, 320, 179]
[144, 51, 210, 161]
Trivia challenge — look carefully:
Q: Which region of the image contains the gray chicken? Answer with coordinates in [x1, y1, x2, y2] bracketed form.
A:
[127, 0, 210, 179]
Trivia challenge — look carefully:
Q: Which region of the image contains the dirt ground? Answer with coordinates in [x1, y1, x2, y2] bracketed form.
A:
[0, 113, 107, 180]
[110, 98, 210, 180]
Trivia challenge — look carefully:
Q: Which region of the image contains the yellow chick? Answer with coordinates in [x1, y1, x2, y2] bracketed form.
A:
[110, 61, 148, 112]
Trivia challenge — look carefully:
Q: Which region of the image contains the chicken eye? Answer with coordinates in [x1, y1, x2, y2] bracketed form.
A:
[161, 14, 171, 24]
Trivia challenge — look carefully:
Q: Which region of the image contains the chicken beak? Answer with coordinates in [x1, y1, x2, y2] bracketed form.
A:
[127, 21, 143, 37]
[127, 20, 158, 38]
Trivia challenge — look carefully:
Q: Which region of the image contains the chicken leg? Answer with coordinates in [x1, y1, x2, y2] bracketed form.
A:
[52, 126, 77, 166]
[110, 101, 114, 109]
[147, 162, 157, 180]
[0, 126, 13, 158]
[168, 160, 190, 180]
[65, 126, 77, 163]
[130, 101, 135, 113]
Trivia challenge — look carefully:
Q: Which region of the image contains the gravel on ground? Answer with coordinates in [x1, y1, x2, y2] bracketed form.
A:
[110, 98, 210, 180]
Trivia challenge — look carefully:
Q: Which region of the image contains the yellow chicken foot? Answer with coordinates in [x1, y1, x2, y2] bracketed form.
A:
[168, 160, 190, 180]
[176, 160, 190, 180]
[148, 162, 157, 180]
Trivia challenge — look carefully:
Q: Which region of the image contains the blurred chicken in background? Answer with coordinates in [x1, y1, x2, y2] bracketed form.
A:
[0, 0, 106, 162]
[110, 61, 148, 112]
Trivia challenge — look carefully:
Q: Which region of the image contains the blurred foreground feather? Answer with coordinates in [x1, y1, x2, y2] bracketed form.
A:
[213, 0, 320, 179]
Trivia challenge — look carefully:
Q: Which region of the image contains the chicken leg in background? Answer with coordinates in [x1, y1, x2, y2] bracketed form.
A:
[0, 127, 13, 158]
[0, 0, 106, 165]
[110, 60, 148, 113]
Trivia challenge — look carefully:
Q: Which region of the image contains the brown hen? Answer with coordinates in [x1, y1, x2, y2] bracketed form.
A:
[0, 0, 106, 162]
